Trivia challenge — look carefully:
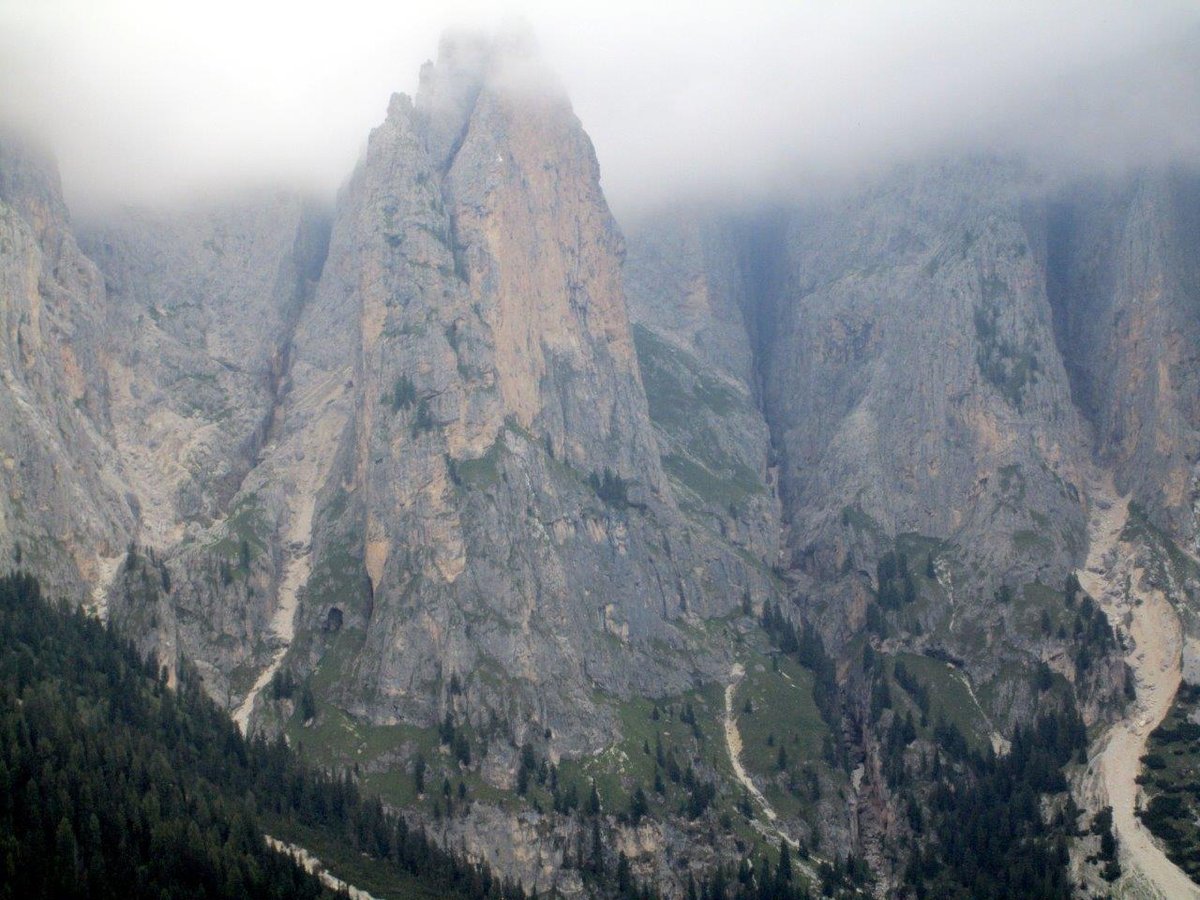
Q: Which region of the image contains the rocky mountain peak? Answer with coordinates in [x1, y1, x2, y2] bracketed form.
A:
[365, 28, 658, 482]
[0, 129, 70, 240]
[412, 24, 557, 173]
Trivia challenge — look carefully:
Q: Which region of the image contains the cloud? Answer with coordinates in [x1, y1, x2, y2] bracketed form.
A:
[0, 0, 1197, 219]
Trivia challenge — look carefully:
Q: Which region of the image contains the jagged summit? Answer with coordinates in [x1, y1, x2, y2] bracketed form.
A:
[361, 27, 653, 482]
[406, 24, 565, 172]
[0, 128, 73, 239]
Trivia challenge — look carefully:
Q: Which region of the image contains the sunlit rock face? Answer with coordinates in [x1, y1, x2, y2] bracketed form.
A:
[0, 31, 773, 753]
[33, 30, 768, 750]
[278, 30, 775, 750]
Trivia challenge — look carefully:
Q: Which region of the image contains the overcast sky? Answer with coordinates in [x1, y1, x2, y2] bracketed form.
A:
[1, 0, 1198, 219]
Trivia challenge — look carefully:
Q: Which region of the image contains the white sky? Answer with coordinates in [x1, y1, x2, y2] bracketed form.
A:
[1, 0, 1198, 218]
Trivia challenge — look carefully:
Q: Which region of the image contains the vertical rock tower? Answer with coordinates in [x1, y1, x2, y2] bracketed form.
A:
[263, 28, 770, 747]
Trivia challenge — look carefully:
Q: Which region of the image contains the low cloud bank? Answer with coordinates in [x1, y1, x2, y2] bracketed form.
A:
[0, 0, 1196, 217]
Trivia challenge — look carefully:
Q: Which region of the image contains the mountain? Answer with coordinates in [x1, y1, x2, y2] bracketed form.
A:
[2, 26, 1200, 899]
[248, 30, 772, 754]
[622, 164, 1200, 893]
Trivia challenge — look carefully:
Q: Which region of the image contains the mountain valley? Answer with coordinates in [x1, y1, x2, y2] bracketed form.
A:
[2, 26, 1200, 899]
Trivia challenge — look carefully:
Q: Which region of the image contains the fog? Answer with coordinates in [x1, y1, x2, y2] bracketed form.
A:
[1, 0, 1198, 219]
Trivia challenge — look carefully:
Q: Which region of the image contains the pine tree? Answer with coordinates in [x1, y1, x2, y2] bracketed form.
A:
[616, 852, 631, 894]
[413, 752, 427, 795]
[299, 683, 317, 722]
[589, 819, 604, 874]
[629, 787, 648, 825]
[777, 842, 793, 885]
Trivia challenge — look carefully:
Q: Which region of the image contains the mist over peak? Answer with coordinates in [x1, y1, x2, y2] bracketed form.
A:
[0, 1, 1197, 221]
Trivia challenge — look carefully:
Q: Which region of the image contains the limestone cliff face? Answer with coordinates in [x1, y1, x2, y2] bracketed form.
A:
[6, 31, 1200, 891]
[1046, 170, 1200, 550]
[623, 209, 781, 567]
[428, 31, 662, 480]
[0, 32, 770, 756]
[0, 131, 133, 599]
[622, 163, 1160, 757]
[244, 32, 772, 749]
[627, 164, 1096, 647]
[75, 193, 330, 700]
[80, 195, 329, 542]
[762, 164, 1090, 604]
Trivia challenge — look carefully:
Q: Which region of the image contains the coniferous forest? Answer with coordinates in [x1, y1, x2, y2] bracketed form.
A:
[0, 566, 1104, 899]
[0, 571, 525, 900]
[0, 568, 830, 899]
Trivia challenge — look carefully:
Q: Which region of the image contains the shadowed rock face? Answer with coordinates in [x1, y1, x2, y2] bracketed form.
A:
[621, 165, 1198, 815]
[1045, 171, 1200, 549]
[623, 211, 782, 568]
[80, 196, 330, 542]
[626, 176, 1084, 649]
[626, 162, 1200, 643]
[76, 193, 331, 702]
[760, 164, 1090, 603]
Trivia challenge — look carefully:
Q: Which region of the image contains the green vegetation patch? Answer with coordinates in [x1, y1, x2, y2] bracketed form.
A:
[447, 438, 503, 491]
[307, 626, 367, 696]
[889, 652, 992, 751]
[663, 452, 762, 509]
[998, 463, 1026, 502]
[734, 649, 838, 823]
[306, 540, 370, 621]
[972, 279, 1040, 408]
[633, 324, 741, 425]
[632, 324, 765, 513]
[1011, 580, 1072, 640]
[1012, 529, 1052, 555]
[840, 503, 886, 539]
[555, 684, 731, 827]
[204, 493, 270, 568]
[384, 374, 417, 411]
[0, 571, 516, 900]
[1137, 682, 1200, 879]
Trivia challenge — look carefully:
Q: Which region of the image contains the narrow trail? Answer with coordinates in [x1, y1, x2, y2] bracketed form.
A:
[265, 836, 378, 900]
[231, 543, 311, 734]
[724, 663, 800, 850]
[949, 667, 1009, 755]
[724, 664, 780, 824]
[1078, 477, 1198, 899]
[231, 372, 348, 735]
